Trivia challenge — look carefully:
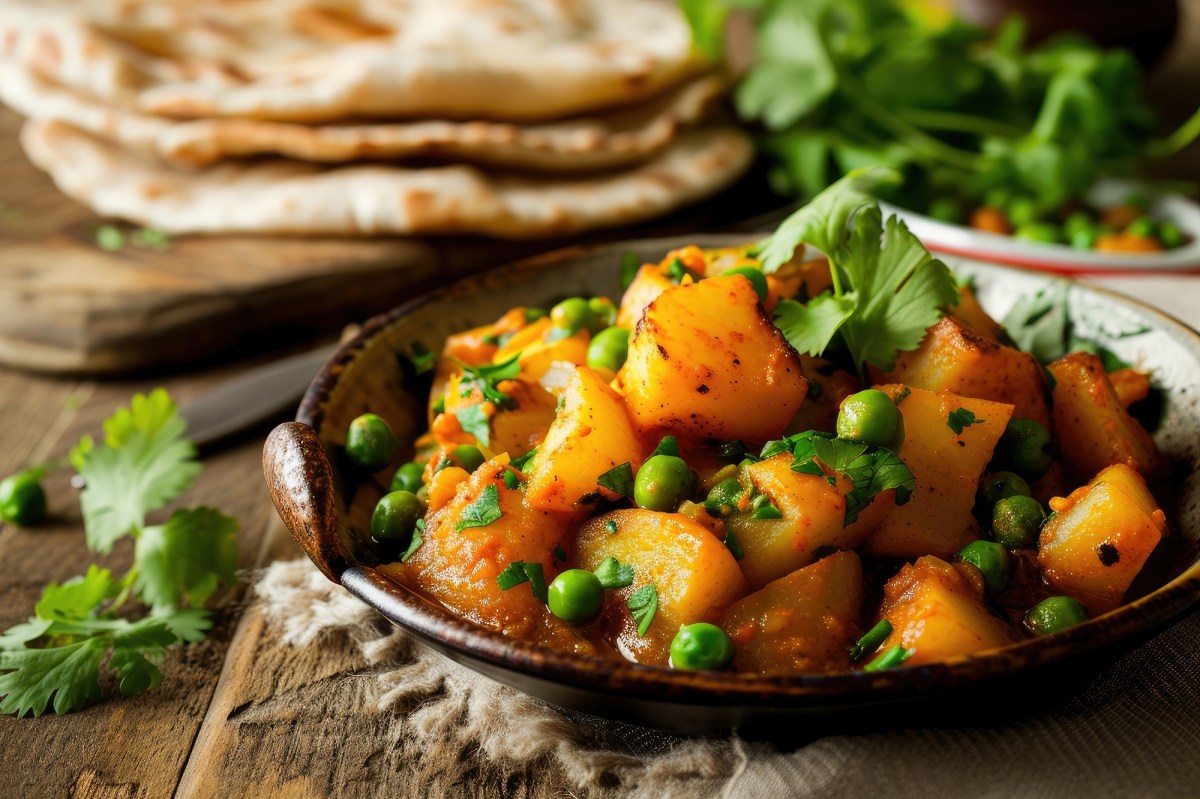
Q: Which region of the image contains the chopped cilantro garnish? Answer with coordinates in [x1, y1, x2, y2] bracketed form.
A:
[723, 530, 745, 560]
[627, 584, 659, 637]
[495, 561, 548, 602]
[401, 519, 424, 562]
[455, 484, 503, 532]
[593, 557, 635, 589]
[454, 404, 491, 448]
[947, 408, 982, 435]
[597, 463, 635, 499]
[651, 436, 680, 458]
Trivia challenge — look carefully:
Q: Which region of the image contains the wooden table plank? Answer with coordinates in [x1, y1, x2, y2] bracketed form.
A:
[0, 358, 301, 798]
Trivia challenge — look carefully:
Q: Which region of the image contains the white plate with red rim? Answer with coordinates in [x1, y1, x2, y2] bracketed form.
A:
[881, 180, 1200, 275]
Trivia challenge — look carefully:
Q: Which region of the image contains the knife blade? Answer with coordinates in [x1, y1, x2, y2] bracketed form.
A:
[180, 344, 338, 451]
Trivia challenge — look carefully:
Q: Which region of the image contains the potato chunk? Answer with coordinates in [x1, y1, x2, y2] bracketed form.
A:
[727, 454, 890, 590]
[620, 274, 807, 443]
[1038, 464, 1167, 614]
[385, 458, 567, 639]
[575, 510, 748, 666]
[1047, 352, 1167, 482]
[865, 386, 1013, 559]
[877, 556, 1020, 664]
[525, 366, 644, 513]
[886, 316, 1050, 428]
[719, 551, 864, 675]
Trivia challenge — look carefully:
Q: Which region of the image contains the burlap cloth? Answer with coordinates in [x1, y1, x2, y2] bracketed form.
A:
[256, 556, 1200, 799]
[256, 275, 1200, 798]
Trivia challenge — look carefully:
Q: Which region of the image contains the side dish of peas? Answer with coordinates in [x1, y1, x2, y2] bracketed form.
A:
[342, 243, 1170, 676]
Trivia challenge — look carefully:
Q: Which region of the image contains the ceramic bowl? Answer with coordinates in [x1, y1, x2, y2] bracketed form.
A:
[881, 180, 1200, 275]
[263, 235, 1200, 735]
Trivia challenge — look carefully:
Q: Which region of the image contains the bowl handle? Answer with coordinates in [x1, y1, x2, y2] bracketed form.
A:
[263, 421, 351, 582]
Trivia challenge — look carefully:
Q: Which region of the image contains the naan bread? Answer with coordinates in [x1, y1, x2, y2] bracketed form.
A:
[21, 120, 753, 237]
[0, 64, 725, 171]
[0, 0, 704, 122]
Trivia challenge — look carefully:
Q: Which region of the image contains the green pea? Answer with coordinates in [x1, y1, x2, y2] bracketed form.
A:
[721, 266, 769, 304]
[547, 569, 604, 622]
[1126, 217, 1156, 239]
[523, 307, 546, 323]
[1014, 222, 1062, 244]
[994, 418, 1054, 480]
[634, 455, 695, 512]
[1159, 222, 1184, 249]
[391, 461, 426, 494]
[991, 495, 1046, 550]
[452, 444, 486, 473]
[927, 197, 963, 224]
[0, 470, 47, 526]
[704, 478, 744, 517]
[669, 623, 735, 670]
[978, 471, 1031, 508]
[550, 297, 595, 334]
[1006, 196, 1039, 227]
[1023, 596, 1088, 636]
[346, 413, 398, 471]
[956, 540, 1012, 594]
[371, 490, 424, 542]
[1070, 227, 1099, 250]
[587, 297, 617, 330]
[586, 327, 631, 372]
[836, 389, 903, 449]
[1064, 211, 1094, 237]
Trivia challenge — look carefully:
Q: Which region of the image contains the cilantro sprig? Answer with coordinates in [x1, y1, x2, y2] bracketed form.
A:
[764, 430, 915, 525]
[767, 170, 960, 383]
[0, 390, 238, 717]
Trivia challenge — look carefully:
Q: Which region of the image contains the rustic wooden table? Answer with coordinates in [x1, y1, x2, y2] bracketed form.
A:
[0, 355, 481, 798]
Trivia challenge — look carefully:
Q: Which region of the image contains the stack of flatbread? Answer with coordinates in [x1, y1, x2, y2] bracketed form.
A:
[0, 0, 753, 238]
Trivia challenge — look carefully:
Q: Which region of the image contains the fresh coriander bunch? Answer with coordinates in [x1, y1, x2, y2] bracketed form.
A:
[0, 389, 238, 717]
[681, 0, 1200, 219]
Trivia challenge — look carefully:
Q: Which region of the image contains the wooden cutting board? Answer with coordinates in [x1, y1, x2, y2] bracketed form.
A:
[1, 107, 760, 375]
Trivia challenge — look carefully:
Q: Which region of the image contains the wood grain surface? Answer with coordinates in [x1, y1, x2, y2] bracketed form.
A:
[0, 355, 567, 798]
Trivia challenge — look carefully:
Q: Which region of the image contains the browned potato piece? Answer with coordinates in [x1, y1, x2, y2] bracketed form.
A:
[617, 264, 674, 330]
[1038, 464, 1167, 614]
[885, 316, 1050, 428]
[620, 274, 808, 443]
[865, 386, 1013, 559]
[385, 458, 568, 639]
[953, 285, 1006, 343]
[728, 454, 891, 589]
[877, 556, 1020, 665]
[1108, 367, 1152, 409]
[576, 510, 748, 666]
[1047, 352, 1167, 482]
[526, 366, 644, 513]
[719, 551, 864, 675]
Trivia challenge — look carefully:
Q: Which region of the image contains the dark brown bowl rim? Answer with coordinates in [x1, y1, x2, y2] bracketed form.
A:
[294, 235, 1200, 706]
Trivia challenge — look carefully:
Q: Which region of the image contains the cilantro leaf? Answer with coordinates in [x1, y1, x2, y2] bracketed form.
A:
[0, 611, 205, 717]
[35, 565, 121, 623]
[597, 463, 635, 499]
[75, 390, 201, 553]
[947, 408, 983, 435]
[510, 448, 538, 471]
[593, 557, 635, 589]
[454, 404, 492, 448]
[778, 432, 916, 525]
[401, 519, 424, 563]
[723, 530, 745, 560]
[495, 561, 548, 602]
[627, 584, 659, 637]
[402, 342, 436, 376]
[456, 484, 503, 532]
[837, 207, 960, 373]
[773, 294, 857, 358]
[459, 355, 521, 409]
[650, 436, 679, 458]
[133, 508, 238, 612]
[757, 167, 898, 272]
